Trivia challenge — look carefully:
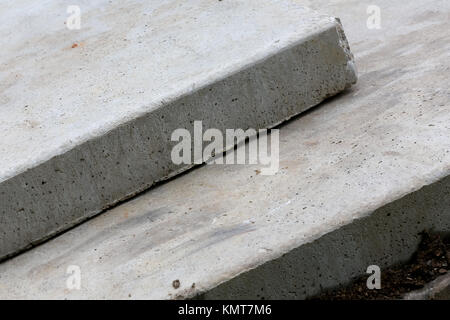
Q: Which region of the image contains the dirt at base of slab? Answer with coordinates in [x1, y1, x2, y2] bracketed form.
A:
[313, 231, 450, 300]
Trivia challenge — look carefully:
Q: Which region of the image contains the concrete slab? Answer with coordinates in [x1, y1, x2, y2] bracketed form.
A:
[0, 0, 448, 299]
[0, 0, 356, 259]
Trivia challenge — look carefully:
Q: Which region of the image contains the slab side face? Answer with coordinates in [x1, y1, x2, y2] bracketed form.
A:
[0, 0, 356, 258]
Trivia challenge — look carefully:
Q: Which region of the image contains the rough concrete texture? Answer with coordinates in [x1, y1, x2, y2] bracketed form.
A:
[0, 0, 356, 259]
[202, 176, 450, 299]
[0, 0, 448, 299]
[404, 273, 450, 300]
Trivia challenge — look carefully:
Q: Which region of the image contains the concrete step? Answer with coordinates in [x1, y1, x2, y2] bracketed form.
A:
[0, 0, 448, 299]
[0, 0, 356, 259]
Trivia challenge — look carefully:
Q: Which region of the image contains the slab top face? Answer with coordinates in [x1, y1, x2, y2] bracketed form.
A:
[0, 0, 335, 182]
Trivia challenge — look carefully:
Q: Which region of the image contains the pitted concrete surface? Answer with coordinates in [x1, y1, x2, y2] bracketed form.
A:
[0, 0, 448, 299]
[0, 0, 356, 259]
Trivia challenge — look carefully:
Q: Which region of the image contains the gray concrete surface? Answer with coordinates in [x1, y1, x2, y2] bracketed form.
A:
[201, 175, 450, 299]
[0, 0, 448, 299]
[0, 0, 356, 259]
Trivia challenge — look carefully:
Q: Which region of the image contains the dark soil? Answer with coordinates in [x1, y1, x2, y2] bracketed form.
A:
[314, 232, 450, 300]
